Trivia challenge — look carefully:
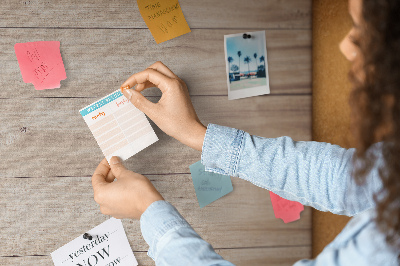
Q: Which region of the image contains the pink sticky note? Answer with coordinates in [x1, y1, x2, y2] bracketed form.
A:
[14, 41, 67, 90]
[269, 191, 304, 223]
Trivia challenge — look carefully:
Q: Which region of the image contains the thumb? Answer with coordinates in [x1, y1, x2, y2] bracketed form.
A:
[123, 89, 155, 116]
[92, 158, 111, 189]
[109, 156, 128, 178]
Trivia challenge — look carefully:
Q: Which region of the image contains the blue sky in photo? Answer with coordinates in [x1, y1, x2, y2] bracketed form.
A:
[226, 32, 266, 73]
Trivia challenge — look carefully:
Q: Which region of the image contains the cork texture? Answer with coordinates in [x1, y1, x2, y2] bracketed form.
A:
[312, 0, 354, 257]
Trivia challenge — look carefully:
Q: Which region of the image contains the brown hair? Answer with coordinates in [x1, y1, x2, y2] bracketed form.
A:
[350, 0, 400, 251]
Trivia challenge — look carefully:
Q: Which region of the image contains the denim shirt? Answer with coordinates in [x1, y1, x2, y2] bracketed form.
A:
[140, 124, 399, 265]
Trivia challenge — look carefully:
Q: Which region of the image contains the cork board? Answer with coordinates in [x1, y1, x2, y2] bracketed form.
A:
[312, 0, 353, 257]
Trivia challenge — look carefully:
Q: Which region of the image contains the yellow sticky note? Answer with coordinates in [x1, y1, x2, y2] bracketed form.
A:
[137, 0, 191, 44]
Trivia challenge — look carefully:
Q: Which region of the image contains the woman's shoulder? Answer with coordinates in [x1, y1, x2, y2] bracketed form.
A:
[324, 209, 399, 265]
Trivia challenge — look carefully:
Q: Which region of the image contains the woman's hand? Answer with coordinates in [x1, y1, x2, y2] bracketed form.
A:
[91, 156, 164, 220]
[120, 61, 206, 151]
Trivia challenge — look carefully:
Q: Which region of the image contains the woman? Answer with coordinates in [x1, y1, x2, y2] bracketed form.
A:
[91, 0, 400, 264]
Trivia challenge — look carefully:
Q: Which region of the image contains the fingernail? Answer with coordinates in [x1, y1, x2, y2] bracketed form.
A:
[121, 85, 130, 92]
[110, 156, 122, 165]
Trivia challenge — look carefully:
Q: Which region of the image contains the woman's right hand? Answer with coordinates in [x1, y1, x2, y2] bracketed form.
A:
[120, 61, 207, 151]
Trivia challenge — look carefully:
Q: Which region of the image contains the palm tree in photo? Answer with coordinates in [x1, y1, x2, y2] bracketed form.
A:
[244, 56, 251, 78]
[231, 64, 239, 73]
[227, 56, 234, 73]
[237, 51, 242, 77]
[253, 53, 258, 74]
[260, 55, 266, 72]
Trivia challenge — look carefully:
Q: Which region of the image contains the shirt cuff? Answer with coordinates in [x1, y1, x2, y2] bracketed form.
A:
[140, 200, 191, 260]
[201, 123, 245, 177]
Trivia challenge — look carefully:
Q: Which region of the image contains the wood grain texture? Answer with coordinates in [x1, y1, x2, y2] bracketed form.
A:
[0, 95, 311, 177]
[1, 0, 312, 263]
[0, 29, 311, 98]
[0, 176, 311, 256]
[0, 246, 311, 266]
[0, 0, 311, 29]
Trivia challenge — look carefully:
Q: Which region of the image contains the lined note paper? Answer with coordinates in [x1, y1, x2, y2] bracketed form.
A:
[79, 90, 158, 162]
[14, 41, 66, 90]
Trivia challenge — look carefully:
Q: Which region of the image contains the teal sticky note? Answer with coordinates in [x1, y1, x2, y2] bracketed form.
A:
[189, 160, 233, 208]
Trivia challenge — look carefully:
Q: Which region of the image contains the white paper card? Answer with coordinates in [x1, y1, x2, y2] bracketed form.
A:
[79, 89, 158, 162]
[51, 218, 138, 266]
[224, 30, 270, 100]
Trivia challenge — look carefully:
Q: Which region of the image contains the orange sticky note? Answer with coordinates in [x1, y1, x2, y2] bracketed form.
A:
[14, 41, 66, 90]
[137, 0, 191, 44]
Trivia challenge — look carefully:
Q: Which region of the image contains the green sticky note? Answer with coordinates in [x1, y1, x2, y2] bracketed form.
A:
[189, 160, 233, 208]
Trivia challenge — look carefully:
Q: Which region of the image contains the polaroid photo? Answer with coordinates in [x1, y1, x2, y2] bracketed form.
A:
[224, 30, 270, 100]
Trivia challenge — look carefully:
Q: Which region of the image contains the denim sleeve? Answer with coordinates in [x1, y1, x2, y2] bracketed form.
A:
[201, 124, 383, 216]
[140, 200, 235, 265]
[293, 210, 399, 266]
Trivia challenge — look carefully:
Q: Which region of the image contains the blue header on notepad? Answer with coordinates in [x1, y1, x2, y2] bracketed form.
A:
[80, 91, 123, 116]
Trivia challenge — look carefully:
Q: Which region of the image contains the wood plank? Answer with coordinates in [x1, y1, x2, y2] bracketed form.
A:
[0, 0, 311, 29]
[0, 28, 311, 98]
[0, 246, 311, 266]
[0, 95, 311, 177]
[0, 176, 311, 256]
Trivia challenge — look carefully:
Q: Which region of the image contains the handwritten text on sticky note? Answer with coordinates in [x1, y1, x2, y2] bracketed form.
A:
[14, 41, 67, 90]
[137, 0, 191, 44]
[269, 191, 304, 223]
[190, 161, 233, 208]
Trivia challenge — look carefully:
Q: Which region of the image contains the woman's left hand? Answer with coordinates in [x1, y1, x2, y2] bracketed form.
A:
[91, 156, 164, 219]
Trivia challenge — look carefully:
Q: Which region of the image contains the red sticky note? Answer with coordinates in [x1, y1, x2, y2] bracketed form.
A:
[14, 41, 67, 90]
[269, 191, 304, 223]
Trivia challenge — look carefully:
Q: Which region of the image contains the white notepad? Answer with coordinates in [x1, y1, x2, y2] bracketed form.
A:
[79, 89, 158, 162]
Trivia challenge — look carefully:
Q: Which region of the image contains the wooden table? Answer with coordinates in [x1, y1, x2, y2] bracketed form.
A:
[0, 1, 312, 265]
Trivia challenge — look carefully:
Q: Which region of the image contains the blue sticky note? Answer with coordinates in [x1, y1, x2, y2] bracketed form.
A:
[189, 160, 233, 208]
